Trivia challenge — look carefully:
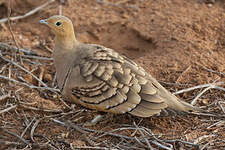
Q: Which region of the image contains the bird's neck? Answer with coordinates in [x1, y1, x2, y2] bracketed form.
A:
[54, 33, 79, 50]
[53, 34, 79, 89]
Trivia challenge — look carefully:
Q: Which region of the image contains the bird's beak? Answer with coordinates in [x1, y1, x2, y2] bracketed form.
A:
[40, 19, 48, 24]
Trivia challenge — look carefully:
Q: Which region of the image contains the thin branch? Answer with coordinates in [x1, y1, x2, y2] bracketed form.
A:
[196, 62, 225, 77]
[0, 63, 10, 74]
[51, 119, 88, 134]
[0, 42, 37, 55]
[0, 94, 10, 102]
[59, 5, 62, 15]
[21, 55, 53, 61]
[176, 65, 192, 83]
[173, 82, 224, 95]
[193, 135, 216, 144]
[191, 84, 225, 105]
[71, 146, 108, 150]
[151, 141, 173, 150]
[7, 0, 21, 62]
[189, 112, 225, 118]
[95, 0, 139, 10]
[0, 141, 26, 147]
[20, 104, 62, 113]
[164, 139, 200, 148]
[21, 117, 36, 138]
[142, 127, 173, 150]
[0, 53, 48, 88]
[206, 120, 225, 129]
[217, 101, 225, 114]
[0, 127, 29, 145]
[0, 74, 60, 92]
[30, 118, 43, 142]
[0, 0, 55, 23]
[0, 105, 17, 114]
[191, 86, 212, 105]
[133, 122, 154, 150]
[214, 86, 225, 91]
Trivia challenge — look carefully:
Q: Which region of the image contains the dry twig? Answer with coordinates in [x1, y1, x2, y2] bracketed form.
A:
[21, 117, 36, 138]
[0, 74, 60, 92]
[0, 0, 55, 23]
[20, 104, 62, 113]
[30, 118, 43, 142]
[0, 53, 48, 88]
[0, 94, 10, 102]
[0, 104, 17, 115]
[173, 82, 224, 95]
[0, 126, 29, 145]
[133, 122, 155, 150]
[0, 42, 37, 55]
[7, 0, 21, 62]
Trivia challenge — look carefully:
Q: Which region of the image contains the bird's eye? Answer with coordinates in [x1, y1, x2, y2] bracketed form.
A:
[55, 21, 62, 26]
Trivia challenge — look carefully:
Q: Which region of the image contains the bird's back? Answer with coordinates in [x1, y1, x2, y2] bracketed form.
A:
[58, 43, 199, 117]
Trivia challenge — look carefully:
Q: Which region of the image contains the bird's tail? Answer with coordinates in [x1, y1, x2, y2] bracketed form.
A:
[178, 99, 203, 112]
[147, 74, 202, 113]
[160, 89, 203, 112]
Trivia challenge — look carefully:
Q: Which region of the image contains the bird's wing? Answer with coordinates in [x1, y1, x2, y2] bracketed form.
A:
[69, 44, 167, 117]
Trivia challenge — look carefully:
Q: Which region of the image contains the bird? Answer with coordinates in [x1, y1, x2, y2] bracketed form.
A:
[40, 15, 201, 118]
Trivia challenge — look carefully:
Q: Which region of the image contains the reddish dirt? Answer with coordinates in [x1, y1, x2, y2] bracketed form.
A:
[0, 0, 225, 149]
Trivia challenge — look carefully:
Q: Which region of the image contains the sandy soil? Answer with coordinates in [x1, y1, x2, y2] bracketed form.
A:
[0, 0, 225, 149]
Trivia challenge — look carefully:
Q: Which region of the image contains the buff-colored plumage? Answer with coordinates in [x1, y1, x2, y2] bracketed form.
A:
[40, 15, 201, 117]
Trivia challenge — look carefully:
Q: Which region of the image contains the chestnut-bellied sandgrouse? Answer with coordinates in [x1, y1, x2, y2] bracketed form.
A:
[40, 15, 201, 118]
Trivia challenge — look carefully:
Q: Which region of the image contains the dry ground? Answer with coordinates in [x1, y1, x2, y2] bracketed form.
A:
[0, 0, 225, 149]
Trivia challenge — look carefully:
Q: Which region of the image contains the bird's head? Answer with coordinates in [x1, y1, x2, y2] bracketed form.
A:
[40, 15, 75, 38]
